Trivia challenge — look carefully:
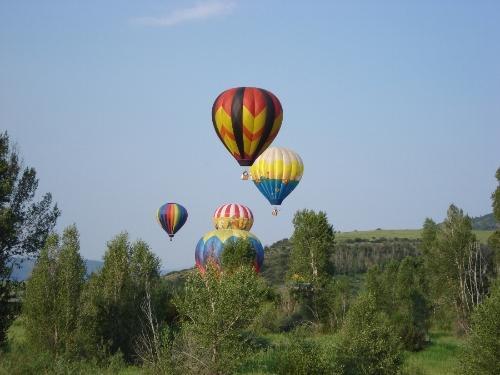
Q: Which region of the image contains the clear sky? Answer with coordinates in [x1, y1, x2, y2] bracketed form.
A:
[1, 1, 499, 270]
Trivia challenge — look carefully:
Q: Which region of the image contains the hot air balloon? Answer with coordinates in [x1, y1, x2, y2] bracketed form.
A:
[212, 87, 283, 173]
[213, 203, 254, 231]
[249, 146, 304, 214]
[195, 229, 264, 273]
[156, 203, 188, 241]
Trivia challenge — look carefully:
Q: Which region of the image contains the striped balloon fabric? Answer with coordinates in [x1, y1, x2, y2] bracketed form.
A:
[212, 87, 283, 166]
[213, 203, 254, 231]
[156, 203, 188, 241]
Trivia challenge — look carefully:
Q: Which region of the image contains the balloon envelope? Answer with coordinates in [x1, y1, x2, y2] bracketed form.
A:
[250, 146, 304, 205]
[156, 203, 188, 239]
[212, 87, 283, 166]
[195, 229, 264, 273]
[213, 203, 254, 231]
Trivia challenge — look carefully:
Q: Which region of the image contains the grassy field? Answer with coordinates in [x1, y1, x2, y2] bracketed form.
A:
[336, 229, 493, 244]
[404, 332, 463, 375]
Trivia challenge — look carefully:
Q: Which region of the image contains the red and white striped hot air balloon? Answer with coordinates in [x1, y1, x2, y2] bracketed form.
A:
[213, 203, 254, 231]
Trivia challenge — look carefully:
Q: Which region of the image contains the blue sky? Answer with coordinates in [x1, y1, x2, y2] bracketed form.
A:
[1, 1, 499, 270]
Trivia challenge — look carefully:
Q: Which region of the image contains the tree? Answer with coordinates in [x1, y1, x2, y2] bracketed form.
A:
[173, 263, 266, 374]
[488, 167, 500, 276]
[220, 238, 256, 272]
[459, 280, 500, 375]
[424, 205, 490, 332]
[365, 258, 431, 351]
[288, 210, 335, 284]
[79, 233, 161, 362]
[287, 209, 335, 325]
[333, 292, 402, 374]
[23, 225, 85, 356]
[0, 131, 60, 346]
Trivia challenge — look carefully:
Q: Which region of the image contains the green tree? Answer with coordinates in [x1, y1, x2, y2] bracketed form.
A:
[365, 258, 430, 351]
[0, 131, 60, 346]
[459, 280, 500, 374]
[220, 238, 256, 271]
[333, 292, 402, 374]
[173, 263, 266, 374]
[23, 225, 85, 356]
[424, 205, 490, 332]
[79, 233, 161, 362]
[288, 209, 335, 284]
[287, 209, 335, 325]
[488, 167, 500, 276]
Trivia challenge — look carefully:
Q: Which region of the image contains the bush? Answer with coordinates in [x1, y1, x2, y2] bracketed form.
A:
[333, 293, 402, 374]
[266, 328, 334, 375]
[459, 280, 500, 374]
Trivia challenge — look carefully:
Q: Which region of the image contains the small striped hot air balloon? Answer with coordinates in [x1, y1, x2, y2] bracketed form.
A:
[156, 203, 188, 241]
[213, 203, 254, 231]
[212, 87, 283, 168]
[195, 229, 264, 273]
[250, 146, 304, 215]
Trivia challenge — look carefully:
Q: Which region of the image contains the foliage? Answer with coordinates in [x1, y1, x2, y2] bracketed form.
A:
[365, 258, 431, 351]
[288, 209, 335, 284]
[23, 225, 86, 356]
[220, 238, 256, 271]
[489, 167, 500, 276]
[333, 238, 420, 274]
[333, 292, 403, 374]
[173, 263, 266, 374]
[287, 210, 335, 326]
[458, 280, 500, 375]
[0, 131, 60, 346]
[423, 205, 491, 333]
[79, 233, 162, 362]
[265, 327, 334, 375]
[493, 167, 500, 222]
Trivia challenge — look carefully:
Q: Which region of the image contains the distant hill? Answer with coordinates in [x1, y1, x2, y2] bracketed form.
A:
[162, 224, 496, 289]
[9, 259, 103, 281]
[471, 213, 497, 230]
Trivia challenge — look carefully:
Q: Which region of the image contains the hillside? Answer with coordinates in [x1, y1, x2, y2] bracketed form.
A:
[336, 228, 493, 244]
[471, 213, 498, 230]
[165, 228, 495, 288]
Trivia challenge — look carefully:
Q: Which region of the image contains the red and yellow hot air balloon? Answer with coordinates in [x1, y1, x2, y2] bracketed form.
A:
[156, 203, 188, 241]
[212, 87, 283, 167]
[213, 203, 254, 231]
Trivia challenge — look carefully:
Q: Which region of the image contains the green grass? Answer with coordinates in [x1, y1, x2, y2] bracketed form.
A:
[336, 229, 493, 244]
[404, 332, 463, 375]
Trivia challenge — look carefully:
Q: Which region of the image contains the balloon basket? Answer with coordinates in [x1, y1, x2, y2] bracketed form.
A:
[241, 170, 250, 180]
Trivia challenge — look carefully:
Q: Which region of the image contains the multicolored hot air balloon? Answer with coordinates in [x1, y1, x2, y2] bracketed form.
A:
[250, 147, 304, 213]
[156, 203, 188, 241]
[213, 203, 254, 231]
[212, 87, 283, 167]
[195, 229, 264, 273]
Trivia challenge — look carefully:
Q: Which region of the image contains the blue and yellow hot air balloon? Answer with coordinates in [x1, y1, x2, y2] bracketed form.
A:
[195, 229, 264, 273]
[157, 203, 188, 241]
[250, 147, 304, 215]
